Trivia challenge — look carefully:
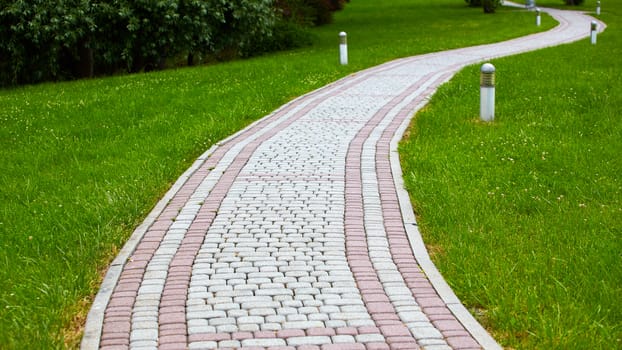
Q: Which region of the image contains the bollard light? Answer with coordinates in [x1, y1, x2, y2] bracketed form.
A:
[596, 1, 601, 15]
[480, 63, 496, 122]
[339, 32, 348, 65]
[536, 8, 541, 26]
[591, 21, 598, 45]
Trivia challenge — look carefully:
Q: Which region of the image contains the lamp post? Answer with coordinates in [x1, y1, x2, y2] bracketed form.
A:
[339, 32, 348, 65]
[480, 63, 496, 122]
[596, 1, 601, 15]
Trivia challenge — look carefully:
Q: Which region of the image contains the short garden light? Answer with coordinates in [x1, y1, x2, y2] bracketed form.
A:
[339, 32, 348, 65]
[480, 63, 496, 122]
[536, 8, 541, 26]
[596, 1, 601, 15]
[591, 21, 598, 45]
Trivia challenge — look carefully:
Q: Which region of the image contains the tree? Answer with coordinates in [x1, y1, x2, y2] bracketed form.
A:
[206, 0, 276, 58]
[1, 0, 341, 86]
[0, 0, 96, 84]
[482, 0, 501, 13]
[464, 0, 501, 13]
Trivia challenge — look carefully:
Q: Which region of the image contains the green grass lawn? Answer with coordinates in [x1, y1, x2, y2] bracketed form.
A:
[400, 1, 621, 349]
[0, 0, 592, 348]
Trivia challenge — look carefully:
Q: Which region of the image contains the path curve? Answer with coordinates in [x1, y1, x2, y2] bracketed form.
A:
[82, 6, 605, 350]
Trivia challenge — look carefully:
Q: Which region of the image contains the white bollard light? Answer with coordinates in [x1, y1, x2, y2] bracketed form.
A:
[596, 1, 601, 15]
[536, 8, 541, 26]
[591, 21, 598, 44]
[480, 63, 496, 122]
[339, 32, 348, 65]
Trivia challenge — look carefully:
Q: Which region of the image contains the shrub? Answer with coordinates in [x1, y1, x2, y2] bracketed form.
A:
[464, 0, 501, 13]
[207, 0, 276, 58]
[0, 0, 95, 85]
[0, 0, 338, 86]
[564, 0, 585, 5]
[307, 0, 333, 25]
[0, 0, 277, 84]
[92, 0, 276, 72]
[275, 0, 347, 26]
[483, 0, 501, 13]
[243, 20, 313, 57]
[465, 0, 482, 7]
[94, 0, 182, 72]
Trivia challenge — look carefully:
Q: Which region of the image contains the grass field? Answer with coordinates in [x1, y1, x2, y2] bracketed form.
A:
[0, 0, 596, 348]
[400, 1, 621, 349]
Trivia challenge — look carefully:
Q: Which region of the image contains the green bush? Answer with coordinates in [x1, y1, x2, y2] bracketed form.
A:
[0, 0, 95, 84]
[483, 0, 501, 13]
[275, 0, 347, 26]
[93, 0, 188, 72]
[465, 0, 482, 7]
[564, 0, 585, 5]
[0, 0, 349, 85]
[243, 20, 313, 57]
[464, 0, 501, 13]
[0, 0, 278, 85]
[208, 0, 276, 58]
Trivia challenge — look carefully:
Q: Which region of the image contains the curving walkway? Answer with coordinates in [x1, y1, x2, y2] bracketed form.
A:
[82, 6, 605, 350]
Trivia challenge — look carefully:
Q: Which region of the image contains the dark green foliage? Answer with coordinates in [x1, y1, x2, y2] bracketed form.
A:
[564, 0, 585, 5]
[464, 0, 501, 13]
[240, 0, 353, 58]
[0, 0, 347, 85]
[243, 20, 313, 57]
[307, 0, 333, 25]
[275, 0, 348, 26]
[0, 0, 95, 84]
[0, 0, 281, 85]
[465, 0, 482, 7]
[206, 0, 276, 58]
[482, 0, 501, 13]
[93, 0, 194, 73]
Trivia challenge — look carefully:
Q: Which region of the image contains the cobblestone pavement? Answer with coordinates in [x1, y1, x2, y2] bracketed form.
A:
[82, 7, 604, 350]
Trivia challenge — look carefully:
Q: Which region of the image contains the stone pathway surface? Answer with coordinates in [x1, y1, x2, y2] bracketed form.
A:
[82, 6, 604, 350]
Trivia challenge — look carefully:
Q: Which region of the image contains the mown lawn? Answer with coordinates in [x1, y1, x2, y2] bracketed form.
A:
[0, 0, 561, 348]
[400, 1, 621, 349]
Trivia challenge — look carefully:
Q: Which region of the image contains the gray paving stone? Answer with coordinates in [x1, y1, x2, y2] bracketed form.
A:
[216, 324, 239, 333]
[411, 326, 444, 340]
[238, 323, 260, 332]
[282, 320, 325, 329]
[261, 322, 283, 331]
[188, 341, 218, 349]
[355, 334, 385, 343]
[241, 338, 287, 347]
[332, 335, 356, 344]
[130, 329, 157, 341]
[207, 317, 236, 326]
[287, 336, 332, 346]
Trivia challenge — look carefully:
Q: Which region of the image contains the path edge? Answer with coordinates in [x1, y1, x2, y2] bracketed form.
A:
[388, 84, 503, 350]
[79, 90, 322, 349]
[387, 5, 607, 349]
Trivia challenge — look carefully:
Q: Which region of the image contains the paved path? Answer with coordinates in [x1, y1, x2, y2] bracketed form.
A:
[82, 6, 604, 350]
